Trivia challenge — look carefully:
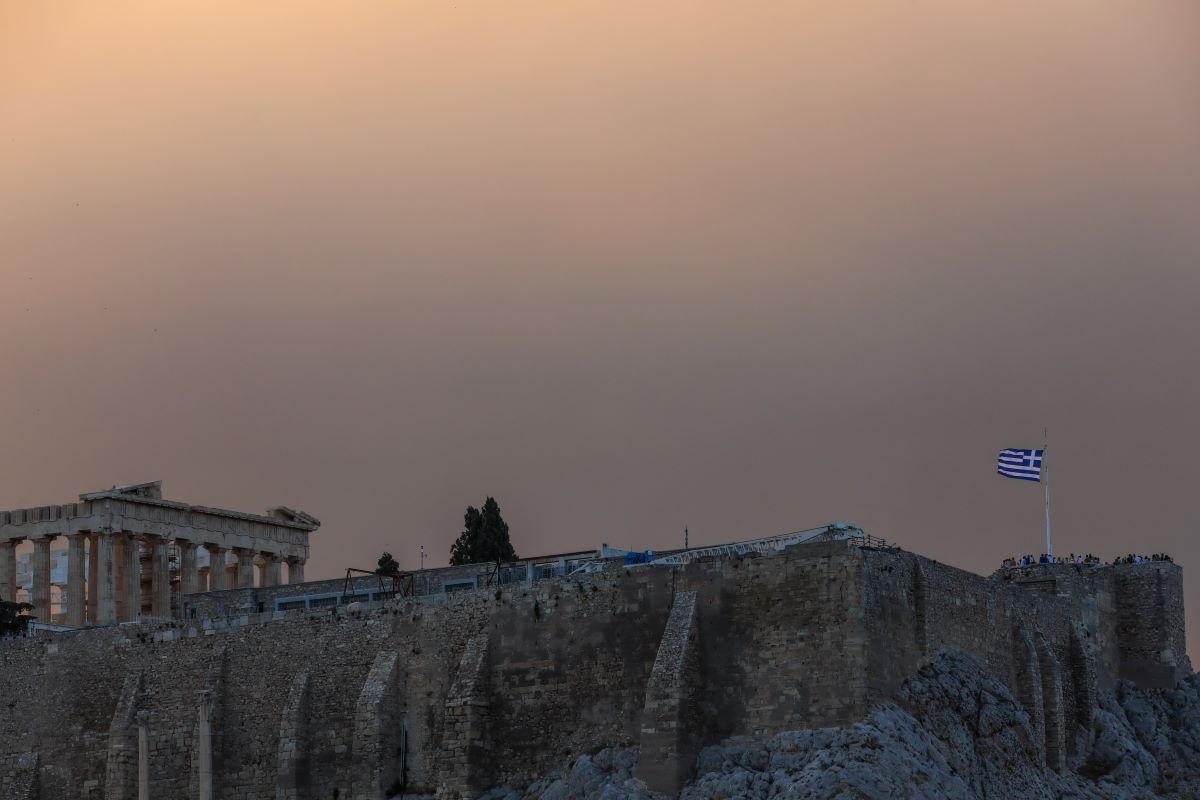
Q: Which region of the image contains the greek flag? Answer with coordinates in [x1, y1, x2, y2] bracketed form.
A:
[997, 448, 1044, 482]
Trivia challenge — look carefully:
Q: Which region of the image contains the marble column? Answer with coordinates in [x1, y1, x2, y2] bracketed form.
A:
[114, 535, 125, 621]
[150, 537, 171, 618]
[87, 533, 99, 624]
[0, 540, 15, 600]
[138, 550, 152, 614]
[32, 537, 53, 618]
[236, 548, 255, 589]
[262, 554, 282, 587]
[66, 533, 87, 627]
[96, 533, 117, 624]
[287, 558, 306, 584]
[206, 545, 228, 591]
[179, 541, 199, 595]
[121, 533, 140, 622]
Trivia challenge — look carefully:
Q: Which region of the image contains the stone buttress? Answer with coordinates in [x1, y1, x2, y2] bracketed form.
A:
[352, 651, 404, 800]
[437, 632, 492, 800]
[276, 671, 311, 800]
[103, 671, 143, 800]
[636, 590, 702, 796]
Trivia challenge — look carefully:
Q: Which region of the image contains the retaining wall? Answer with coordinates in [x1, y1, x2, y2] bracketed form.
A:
[0, 542, 1186, 799]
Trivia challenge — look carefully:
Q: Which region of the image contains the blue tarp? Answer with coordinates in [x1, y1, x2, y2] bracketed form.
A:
[624, 550, 655, 565]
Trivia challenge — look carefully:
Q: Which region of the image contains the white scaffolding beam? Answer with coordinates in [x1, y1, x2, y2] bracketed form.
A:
[635, 523, 866, 568]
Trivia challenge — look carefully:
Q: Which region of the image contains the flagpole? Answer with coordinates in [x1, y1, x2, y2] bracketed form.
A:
[1043, 428, 1052, 557]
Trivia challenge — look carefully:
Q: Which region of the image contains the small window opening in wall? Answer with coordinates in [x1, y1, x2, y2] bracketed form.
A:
[257, 602, 265, 613]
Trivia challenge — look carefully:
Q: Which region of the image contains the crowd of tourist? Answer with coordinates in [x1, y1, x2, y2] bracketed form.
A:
[1002, 553, 1102, 568]
[1112, 553, 1173, 564]
[1001, 552, 1173, 568]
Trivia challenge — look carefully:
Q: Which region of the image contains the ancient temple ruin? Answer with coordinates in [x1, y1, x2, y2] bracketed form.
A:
[0, 481, 318, 626]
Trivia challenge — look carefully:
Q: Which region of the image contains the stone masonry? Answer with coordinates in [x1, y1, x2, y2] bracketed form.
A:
[275, 671, 310, 800]
[0, 753, 38, 800]
[103, 671, 143, 800]
[0, 539, 1189, 799]
[438, 633, 491, 800]
[353, 652, 403, 800]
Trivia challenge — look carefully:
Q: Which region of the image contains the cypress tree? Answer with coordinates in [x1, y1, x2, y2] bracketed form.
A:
[449, 496, 517, 565]
[376, 552, 400, 574]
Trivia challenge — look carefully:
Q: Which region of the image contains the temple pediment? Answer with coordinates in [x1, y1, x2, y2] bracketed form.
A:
[268, 506, 322, 527]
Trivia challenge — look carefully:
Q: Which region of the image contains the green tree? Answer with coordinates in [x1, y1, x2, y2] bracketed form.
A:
[0, 598, 33, 637]
[376, 552, 400, 574]
[449, 496, 517, 565]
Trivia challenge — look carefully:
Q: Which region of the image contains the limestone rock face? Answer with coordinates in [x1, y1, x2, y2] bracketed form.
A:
[680, 652, 1200, 800]
[473, 651, 1200, 800]
[475, 749, 665, 800]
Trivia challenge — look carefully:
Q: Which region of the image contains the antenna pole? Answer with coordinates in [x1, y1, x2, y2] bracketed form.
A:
[419, 545, 427, 595]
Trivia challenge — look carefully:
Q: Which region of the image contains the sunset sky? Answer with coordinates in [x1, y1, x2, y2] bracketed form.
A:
[3, 2, 1199, 652]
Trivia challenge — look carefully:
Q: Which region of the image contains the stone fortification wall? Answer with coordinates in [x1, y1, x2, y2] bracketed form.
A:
[678, 540, 868, 737]
[1112, 560, 1191, 687]
[0, 566, 678, 799]
[892, 554, 1098, 771]
[860, 551, 1190, 771]
[0, 593, 490, 799]
[0, 540, 1188, 799]
[485, 567, 673, 788]
[863, 554, 1122, 691]
[0, 753, 38, 800]
[992, 562, 1124, 695]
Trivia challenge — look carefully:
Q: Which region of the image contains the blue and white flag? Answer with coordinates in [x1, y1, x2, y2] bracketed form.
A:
[997, 448, 1044, 482]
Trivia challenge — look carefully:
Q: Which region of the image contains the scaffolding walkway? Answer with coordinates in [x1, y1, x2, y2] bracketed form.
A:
[634, 522, 872, 568]
[566, 520, 888, 575]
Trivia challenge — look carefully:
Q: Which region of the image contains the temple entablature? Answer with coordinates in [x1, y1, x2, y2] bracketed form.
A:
[0, 481, 317, 558]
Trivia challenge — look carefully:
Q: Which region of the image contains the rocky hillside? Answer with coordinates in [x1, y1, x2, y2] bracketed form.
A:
[473, 651, 1200, 800]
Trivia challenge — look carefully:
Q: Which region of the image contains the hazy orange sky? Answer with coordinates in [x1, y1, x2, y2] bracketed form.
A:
[3, 2, 1200, 652]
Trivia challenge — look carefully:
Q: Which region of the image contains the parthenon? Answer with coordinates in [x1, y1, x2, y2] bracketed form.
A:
[0, 481, 319, 626]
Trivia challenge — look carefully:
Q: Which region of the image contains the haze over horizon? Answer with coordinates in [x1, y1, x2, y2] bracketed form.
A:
[3, 2, 1199, 653]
